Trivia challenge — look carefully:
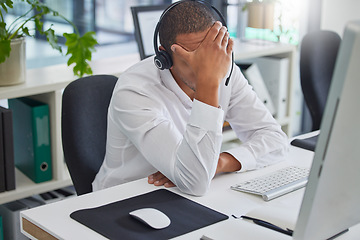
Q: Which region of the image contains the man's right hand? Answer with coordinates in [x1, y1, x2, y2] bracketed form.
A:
[171, 21, 233, 86]
[171, 21, 234, 107]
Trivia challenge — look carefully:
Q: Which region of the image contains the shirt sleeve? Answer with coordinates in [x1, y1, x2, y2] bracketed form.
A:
[223, 66, 289, 172]
[174, 100, 224, 195]
[112, 85, 224, 196]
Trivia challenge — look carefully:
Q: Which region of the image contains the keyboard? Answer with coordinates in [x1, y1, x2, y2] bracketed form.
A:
[230, 166, 310, 201]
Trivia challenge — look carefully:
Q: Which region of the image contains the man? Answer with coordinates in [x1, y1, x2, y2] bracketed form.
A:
[93, 1, 288, 196]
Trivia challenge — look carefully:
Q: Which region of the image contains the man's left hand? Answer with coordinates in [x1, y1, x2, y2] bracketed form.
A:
[148, 171, 176, 188]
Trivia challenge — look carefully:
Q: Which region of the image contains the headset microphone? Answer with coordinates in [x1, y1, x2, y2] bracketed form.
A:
[153, 0, 234, 86]
[225, 52, 234, 86]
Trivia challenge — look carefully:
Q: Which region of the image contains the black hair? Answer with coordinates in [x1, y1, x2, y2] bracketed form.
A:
[158, 1, 216, 56]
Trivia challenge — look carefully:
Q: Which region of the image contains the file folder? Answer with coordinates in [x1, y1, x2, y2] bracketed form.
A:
[8, 98, 52, 183]
[254, 56, 289, 120]
[0, 114, 4, 192]
[0, 106, 16, 191]
[71, 189, 229, 240]
[238, 63, 276, 115]
[0, 215, 3, 240]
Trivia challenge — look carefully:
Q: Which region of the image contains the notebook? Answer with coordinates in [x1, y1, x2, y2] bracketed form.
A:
[70, 189, 228, 240]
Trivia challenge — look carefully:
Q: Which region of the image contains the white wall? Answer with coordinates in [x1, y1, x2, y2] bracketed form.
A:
[321, 0, 360, 36]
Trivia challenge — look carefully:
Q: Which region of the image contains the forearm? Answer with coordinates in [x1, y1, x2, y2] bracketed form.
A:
[145, 100, 224, 196]
[224, 69, 289, 172]
[194, 77, 220, 108]
[171, 121, 222, 196]
[225, 128, 289, 172]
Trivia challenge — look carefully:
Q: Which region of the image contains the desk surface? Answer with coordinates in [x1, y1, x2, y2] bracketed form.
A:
[20, 132, 360, 239]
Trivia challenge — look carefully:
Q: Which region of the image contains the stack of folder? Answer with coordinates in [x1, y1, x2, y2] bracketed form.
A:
[253, 56, 290, 120]
[8, 97, 52, 184]
[237, 63, 276, 115]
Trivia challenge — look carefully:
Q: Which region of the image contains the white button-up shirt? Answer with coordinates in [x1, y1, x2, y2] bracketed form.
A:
[92, 57, 288, 196]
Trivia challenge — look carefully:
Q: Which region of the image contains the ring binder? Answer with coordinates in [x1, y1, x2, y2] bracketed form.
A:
[8, 98, 52, 183]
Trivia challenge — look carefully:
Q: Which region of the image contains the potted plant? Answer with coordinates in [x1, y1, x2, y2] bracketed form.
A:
[244, 0, 276, 30]
[0, 0, 98, 86]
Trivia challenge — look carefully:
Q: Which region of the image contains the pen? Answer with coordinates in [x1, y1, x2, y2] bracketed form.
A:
[200, 235, 214, 240]
[240, 215, 293, 236]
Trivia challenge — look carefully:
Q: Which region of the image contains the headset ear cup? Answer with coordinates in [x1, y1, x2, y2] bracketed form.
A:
[154, 50, 173, 70]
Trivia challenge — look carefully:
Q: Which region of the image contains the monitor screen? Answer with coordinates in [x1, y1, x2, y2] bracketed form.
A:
[293, 20, 360, 240]
[131, 5, 168, 60]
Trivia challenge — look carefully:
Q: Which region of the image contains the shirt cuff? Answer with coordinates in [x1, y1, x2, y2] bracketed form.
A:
[225, 146, 257, 172]
[189, 99, 224, 132]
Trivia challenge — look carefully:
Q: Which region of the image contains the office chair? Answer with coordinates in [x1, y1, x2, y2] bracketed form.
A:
[300, 30, 341, 131]
[61, 75, 118, 195]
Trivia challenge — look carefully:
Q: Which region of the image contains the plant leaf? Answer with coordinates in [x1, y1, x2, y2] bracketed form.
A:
[64, 31, 98, 77]
[34, 16, 44, 33]
[0, 39, 11, 63]
[22, 26, 30, 36]
[0, 0, 14, 12]
[0, 22, 7, 39]
[45, 28, 62, 52]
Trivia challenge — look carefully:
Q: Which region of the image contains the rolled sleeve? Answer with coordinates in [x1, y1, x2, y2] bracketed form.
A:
[189, 99, 224, 132]
[225, 147, 257, 172]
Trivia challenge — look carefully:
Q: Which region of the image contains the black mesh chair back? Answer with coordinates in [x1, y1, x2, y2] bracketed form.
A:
[300, 30, 341, 131]
[62, 75, 118, 195]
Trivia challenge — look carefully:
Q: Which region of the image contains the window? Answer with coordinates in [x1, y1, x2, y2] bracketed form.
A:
[3, 0, 170, 69]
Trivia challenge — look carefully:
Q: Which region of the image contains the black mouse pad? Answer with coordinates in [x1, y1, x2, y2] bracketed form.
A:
[70, 189, 229, 240]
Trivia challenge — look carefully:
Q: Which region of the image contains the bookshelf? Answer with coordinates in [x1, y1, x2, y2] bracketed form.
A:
[0, 54, 140, 204]
[0, 41, 296, 205]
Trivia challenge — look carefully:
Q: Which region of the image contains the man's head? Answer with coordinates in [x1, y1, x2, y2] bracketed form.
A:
[158, 1, 216, 56]
[156, 1, 233, 97]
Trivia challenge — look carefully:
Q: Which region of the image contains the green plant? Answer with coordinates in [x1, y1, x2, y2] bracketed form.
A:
[0, 0, 98, 77]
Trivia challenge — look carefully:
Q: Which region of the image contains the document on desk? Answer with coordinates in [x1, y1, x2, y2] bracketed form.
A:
[70, 189, 228, 240]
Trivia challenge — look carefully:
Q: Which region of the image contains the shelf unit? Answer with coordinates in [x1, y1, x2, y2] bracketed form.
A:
[0, 54, 140, 205]
[0, 41, 296, 205]
[232, 39, 297, 135]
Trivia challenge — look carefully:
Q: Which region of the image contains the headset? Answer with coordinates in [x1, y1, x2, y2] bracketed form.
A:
[153, 0, 234, 86]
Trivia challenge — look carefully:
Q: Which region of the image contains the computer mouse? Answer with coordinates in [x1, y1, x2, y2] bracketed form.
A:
[129, 208, 171, 229]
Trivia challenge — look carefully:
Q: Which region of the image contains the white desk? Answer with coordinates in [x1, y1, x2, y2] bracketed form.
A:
[20, 133, 360, 239]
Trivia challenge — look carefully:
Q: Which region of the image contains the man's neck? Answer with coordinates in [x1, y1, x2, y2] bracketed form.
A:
[170, 69, 195, 101]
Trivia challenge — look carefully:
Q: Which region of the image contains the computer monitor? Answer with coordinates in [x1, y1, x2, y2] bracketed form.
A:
[293, 20, 360, 239]
[131, 5, 168, 60]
